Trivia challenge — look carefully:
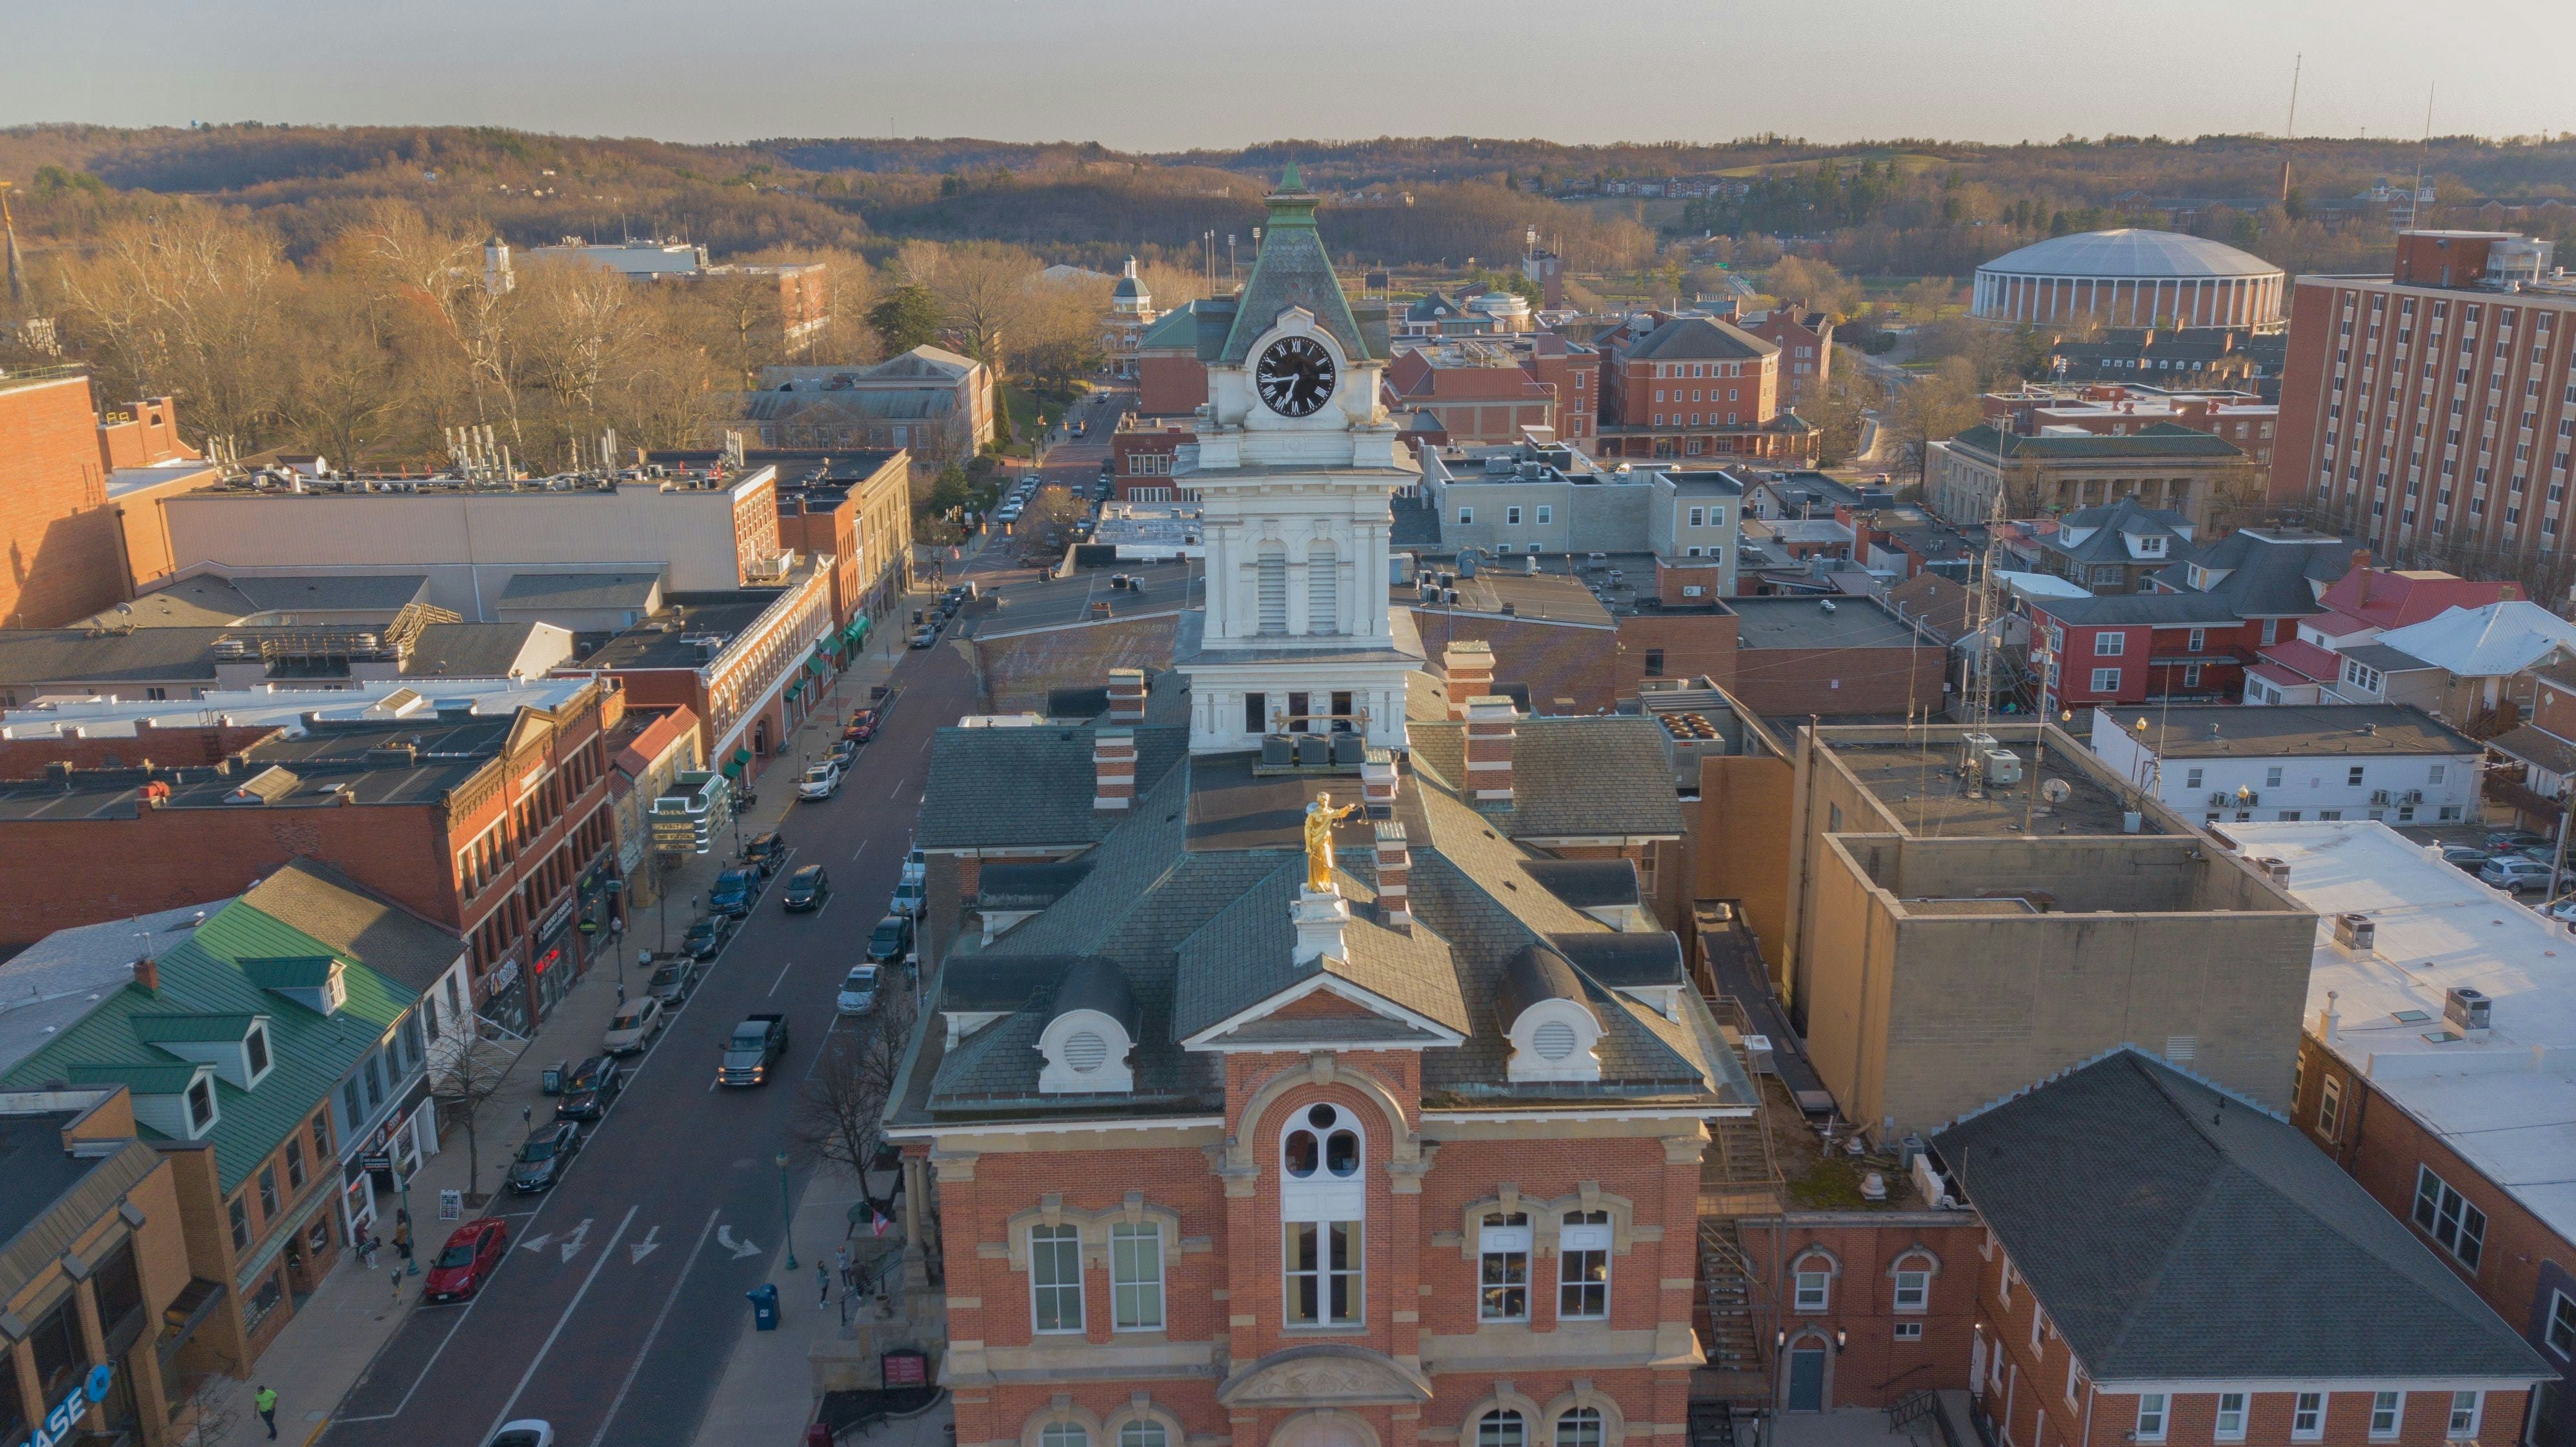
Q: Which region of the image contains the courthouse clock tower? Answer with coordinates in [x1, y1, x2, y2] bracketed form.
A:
[1175, 163, 1424, 754]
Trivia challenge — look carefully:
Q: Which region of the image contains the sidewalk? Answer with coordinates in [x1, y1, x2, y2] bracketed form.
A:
[193, 612, 921, 1446]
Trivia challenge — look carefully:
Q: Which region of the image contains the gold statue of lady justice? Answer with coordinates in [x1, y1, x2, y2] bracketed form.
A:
[1303, 793, 1358, 894]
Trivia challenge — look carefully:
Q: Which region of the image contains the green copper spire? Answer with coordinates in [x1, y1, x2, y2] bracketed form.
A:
[1280, 157, 1303, 192]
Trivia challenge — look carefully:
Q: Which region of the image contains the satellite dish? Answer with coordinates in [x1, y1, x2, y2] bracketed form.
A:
[2040, 778, 2073, 804]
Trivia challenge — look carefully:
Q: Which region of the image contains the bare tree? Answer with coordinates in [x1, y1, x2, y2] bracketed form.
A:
[933, 242, 1045, 370]
[427, 1015, 516, 1204]
[794, 983, 918, 1220]
[51, 205, 294, 449]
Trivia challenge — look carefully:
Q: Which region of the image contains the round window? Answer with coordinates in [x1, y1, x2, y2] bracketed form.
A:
[1064, 1031, 1107, 1072]
[1533, 1020, 1578, 1060]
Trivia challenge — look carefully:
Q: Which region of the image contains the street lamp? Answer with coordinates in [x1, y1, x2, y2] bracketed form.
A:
[776, 1151, 798, 1270]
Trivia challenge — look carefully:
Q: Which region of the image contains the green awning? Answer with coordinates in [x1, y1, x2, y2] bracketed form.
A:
[720, 756, 744, 779]
[731, 747, 752, 767]
[807, 655, 828, 676]
[843, 618, 870, 645]
[785, 678, 805, 702]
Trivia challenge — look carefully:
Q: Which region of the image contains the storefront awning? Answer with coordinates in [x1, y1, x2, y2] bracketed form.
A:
[721, 755, 745, 779]
[843, 618, 870, 645]
[732, 746, 752, 767]
[785, 678, 805, 702]
[807, 654, 828, 676]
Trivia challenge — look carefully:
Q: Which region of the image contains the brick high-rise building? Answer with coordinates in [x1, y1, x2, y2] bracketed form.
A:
[2277, 230, 2576, 582]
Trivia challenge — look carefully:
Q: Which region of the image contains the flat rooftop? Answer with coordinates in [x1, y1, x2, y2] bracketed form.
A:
[0, 678, 591, 740]
[963, 563, 1203, 637]
[1825, 727, 2166, 838]
[576, 595, 781, 671]
[2115, 703, 2480, 759]
[0, 1109, 96, 1244]
[0, 715, 519, 822]
[173, 462, 767, 501]
[1410, 570, 1615, 627]
[1733, 596, 1927, 651]
[2227, 820, 2576, 1244]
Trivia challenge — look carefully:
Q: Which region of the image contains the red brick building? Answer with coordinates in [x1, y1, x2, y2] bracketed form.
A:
[2026, 592, 2254, 707]
[1732, 309, 1833, 412]
[0, 372, 183, 627]
[0, 678, 616, 1032]
[2276, 231, 2575, 571]
[1111, 421, 1196, 501]
[1593, 315, 1815, 463]
[1136, 304, 1211, 418]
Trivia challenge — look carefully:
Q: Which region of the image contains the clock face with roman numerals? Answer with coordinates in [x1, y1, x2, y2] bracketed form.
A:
[1255, 335, 1338, 418]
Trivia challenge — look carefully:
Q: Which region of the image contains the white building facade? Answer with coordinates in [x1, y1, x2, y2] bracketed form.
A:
[2087, 703, 2482, 825]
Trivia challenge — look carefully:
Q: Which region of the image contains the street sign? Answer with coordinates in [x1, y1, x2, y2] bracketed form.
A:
[439, 1189, 462, 1221]
[361, 1152, 393, 1173]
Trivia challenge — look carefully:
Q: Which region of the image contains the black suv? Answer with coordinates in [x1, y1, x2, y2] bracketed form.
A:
[741, 832, 788, 876]
[866, 913, 914, 964]
[783, 864, 830, 912]
[683, 915, 731, 961]
[508, 1121, 581, 1193]
[555, 1055, 623, 1121]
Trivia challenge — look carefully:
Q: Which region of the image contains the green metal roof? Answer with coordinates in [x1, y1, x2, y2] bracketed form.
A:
[3, 896, 418, 1194]
[128, 1013, 264, 1044]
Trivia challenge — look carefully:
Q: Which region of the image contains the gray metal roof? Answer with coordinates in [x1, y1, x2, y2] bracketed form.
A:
[0, 903, 234, 1078]
[239, 858, 464, 995]
[1978, 228, 2283, 281]
[2149, 528, 2359, 618]
[1215, 177, 1374, 366]
[1405, 718, 1685, 840]
[497, 572, 661, 611]
[1934, 1051, 2548, 1384]
[915, 725, 1189, 851]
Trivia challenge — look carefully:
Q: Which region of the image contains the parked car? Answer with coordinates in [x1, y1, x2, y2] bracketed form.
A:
[2481, 855, 2553, 891]
[555, 1056, 623, 1120]
[487, 1424, 554, 1447]
[866, 914, 914, 964]
[508, 1122, 581, 1192]
[741, 831, 788, 875]
[900, 846, 926, 888]
[783, 864, 830, 912]
[2487, 828, 2549, 853]
[683, 915, 732, 961]
[647, 958, 698, 1007]
[602, 997, 665, 1056]
[718, 1014, 790, 1087]
[891, 880, 927, 918]
[798, 761, 844, 800]
[709, 867, 758, 918]
[836, 964, 882, 1016]
[2548, 897, 2576, 926]
[424, 1218, 510, 1302]
[828, 738, 860, 768]
[847, 706, 881, 742]
[909, 626, 938, 649]
[2440, 845, 2494, 873]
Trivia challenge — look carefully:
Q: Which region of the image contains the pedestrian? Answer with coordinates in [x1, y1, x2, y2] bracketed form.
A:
[834, 1244, 851, 1289]
[817, 1259, 832, 1308]
[254, 1385, 279, 1439]
[394, 1210, 412, 1269]
[357, 1233, 379, 1269]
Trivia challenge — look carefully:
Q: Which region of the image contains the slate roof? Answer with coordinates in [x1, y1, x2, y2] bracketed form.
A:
[1621, 316, 1776, 362]
[0, 889, 419, 1194]
[2029, 592, 2244, 627]
[1217, 174, 1374, 366]
[1406, 717, 1685, 838]
[2150, 529, 2358, 617]
[1952, 421, 2242, 461]
[237, 858, 463, 995]
[1933, 1051, 2547, 1385]
[915, 724, 1188, 849]
[2042, 498, 2191, 566]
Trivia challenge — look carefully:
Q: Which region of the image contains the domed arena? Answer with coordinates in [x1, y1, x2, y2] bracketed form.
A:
[1971, 228, 2285, 329]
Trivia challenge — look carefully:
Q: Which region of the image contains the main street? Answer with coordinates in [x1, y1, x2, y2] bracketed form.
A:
[320, 626, 978, 1447]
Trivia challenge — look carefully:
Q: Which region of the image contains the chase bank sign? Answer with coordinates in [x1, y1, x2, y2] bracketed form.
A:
[15, 1364, 112, 1447]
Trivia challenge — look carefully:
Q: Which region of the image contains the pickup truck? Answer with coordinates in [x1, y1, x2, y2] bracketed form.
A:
[718, 1014, 789, 1087]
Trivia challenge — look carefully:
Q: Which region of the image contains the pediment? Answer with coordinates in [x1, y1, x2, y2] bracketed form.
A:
[1216, 1344, 1433, 1409]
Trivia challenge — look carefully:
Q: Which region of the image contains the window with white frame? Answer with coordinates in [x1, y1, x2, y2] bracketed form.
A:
[1689, 507, 1706, 527]
[2319, 1075, 2344, 1142]
[1478, 1212, 1531, 1322]
[2186, 768, 2205, 790]
[2550, 1290, 2576, 1357]
[1556, 1409, 1602, 1447]
[2430, 764, 2447, 784]
[2413, 1165, 2488, 1270]
[2267, 765, 2286, 788]
[1043, 1426, 1089, 1447]
[1282, 1103, 1363, 1326]
[2216, 1394, 2248, 1441]
[1893, 1266, 1929, 1312]
[1459, 507, 1474, 525]
[2091, 668, 2122, 693]
[1478, 1412, 1527, 1447]
[1030, 1224, 1083, 1333]
[1120, 1424, 1167, 1447]
[1111, 1220, 1163, 1330]
[1895, 1321, 1922, 1340]
[2293, 1393, 2325, 1439]
[2064, 1359, 2080, 1405]
[1793, 1262, 1831, 1313]
[1560, 1211, 1611, 1320]
[1508, 507, 1524, 525]
[2095, 632, 2126, 656]
[2135, 1395, 2168, 1442]
[2450, 1391, 2482, 1439]
[1536, 505, 1552, 525]
[2370, 1391, 2402, 1439]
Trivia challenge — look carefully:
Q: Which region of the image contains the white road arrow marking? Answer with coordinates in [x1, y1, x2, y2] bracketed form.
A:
[518, 1231, 552, 1255]
[559, 1217, 594, 1263]
[717, 1224, 761, 1260]
[629, 1226, 662, 1265]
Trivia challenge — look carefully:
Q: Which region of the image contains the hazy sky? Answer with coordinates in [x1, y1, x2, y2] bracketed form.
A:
[10, 0, 2571, 152]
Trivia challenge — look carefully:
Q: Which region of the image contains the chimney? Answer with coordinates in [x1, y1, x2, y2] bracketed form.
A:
[1374, 822, 1413, 933]
[1092, 727, 1136, 811]
[1360, 747, 1400, 816]
[1105, 668, 1147, 725]
[132, 955, 159, 995]
[1443, 640, 1495, 720]
[1464, 696, 1518, 804]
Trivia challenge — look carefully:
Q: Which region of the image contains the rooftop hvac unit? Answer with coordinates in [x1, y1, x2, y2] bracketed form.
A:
[1982, 749, 2023, 786]
[2401, 789, 2424, 805]
[2444, 986, 2492, 1039]
[2332, 911, 2375, 952]
[2252, 856, 2291, 887]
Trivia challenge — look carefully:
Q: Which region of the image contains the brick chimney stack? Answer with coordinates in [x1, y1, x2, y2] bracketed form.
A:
[1106, 668, 1148, 725]
[1443, 640, 1495, 720]
[1374, 823, 1412, 933]
[1092, 727, 1136, 811]
[1360, 747, 1400, 817]
[132, 955, 159, 995]
[1463, 695, 1518, 804]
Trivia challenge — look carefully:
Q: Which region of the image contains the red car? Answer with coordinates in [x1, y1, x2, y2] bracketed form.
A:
[845, 708, 880, 744]
[423, 1218, 510, 1302]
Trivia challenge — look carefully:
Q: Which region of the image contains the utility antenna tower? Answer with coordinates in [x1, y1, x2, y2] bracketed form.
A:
[2285, 54, 2302, 139]
[1958, 480, 2013, 793]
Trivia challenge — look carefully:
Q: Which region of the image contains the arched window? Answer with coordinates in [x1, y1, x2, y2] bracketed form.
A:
[1256, 545, 1289, 635]
[1307, 542, 1339, 634]
[1556, 1410, 1604, 1447]
[1120, 1424, 1167, 1447]
[1478, 1412, 1527, 1447]
[1281, 1102, 1364, 1327]
[1043, 1426, 1090, 1447]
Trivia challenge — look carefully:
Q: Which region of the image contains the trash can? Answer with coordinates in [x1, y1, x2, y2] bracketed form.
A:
[805, 1426, 833, 1447]
[748, 1282, 780, 1331]
[539, 1061, 569, 1096]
